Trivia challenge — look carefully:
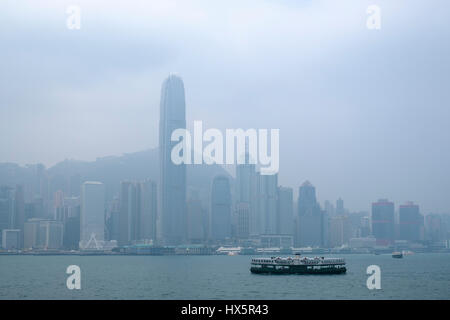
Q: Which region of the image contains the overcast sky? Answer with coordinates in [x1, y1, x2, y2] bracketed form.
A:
[1, 0, 449, 213]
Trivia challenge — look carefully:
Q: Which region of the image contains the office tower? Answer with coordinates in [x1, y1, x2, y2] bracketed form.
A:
[371, 199, 395, 245]
[62, 197, 81, 249]
[13, 185, 25, 248]
[80, 181, 105, 249]
[236, 151, 258, 236]
[31, 196, 45, 219]
[399, 202, 423, 242]
[24, 219, 41, 249]
[24, 219, 64, 249]
[159, 75, 187, 245]
[39, 220, 64, 249]
[425, 214, 445, 243]
[236, 202, 250, 239]
[329, 215, 352, 247]
[0, 186, 14, 247]
[64, 213, 80, 250]
[211, 175, 231, 241]
[140, 180, 157, 241]
[119, 181, 132, 246]
[1, 229, 20, 250]
[31, 164, 50, 218]
[336, 198, 344, 215]
[277, 187, 293, 235]
[324, 200, 335, 217]
[53, 190, 65, 220]
[119, 180, 157, 245]
[106, 197, 120, 242]
[360, 216, 371, 237]
[257, 174, 278, 235]
[296, 181, 323, 247]
[187, 190, 204, 243]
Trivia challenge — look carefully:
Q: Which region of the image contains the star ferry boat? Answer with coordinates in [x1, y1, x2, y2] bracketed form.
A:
[250, 255, 346, 274]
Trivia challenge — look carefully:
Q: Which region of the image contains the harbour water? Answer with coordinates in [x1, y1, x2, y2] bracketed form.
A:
[0, 253, 449, 299]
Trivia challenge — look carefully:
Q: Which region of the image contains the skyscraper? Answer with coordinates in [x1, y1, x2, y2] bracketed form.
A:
[159, 75, 187, 245]
[336, 198, 344, 215]
[257, 174, 278, 235]
[296, 181, 323, 247]
[80, 181, 105, 249]
[187, 190, 204, 243]
[235, 152, 258, 236]
[211, 175, 231, 241]
[236, 202, 250, 239]
[371, 199, 395, 245]
[277, 186, 293, 235]
[399, 201, 423, 242]
[329, 215, 352, 247]
[0, 185, 25, 248]
[119, 180, 157, 245]
[0, 186, 14, 247]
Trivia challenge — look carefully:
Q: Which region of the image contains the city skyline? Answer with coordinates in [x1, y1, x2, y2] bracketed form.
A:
[1, 1, 450, 215]
[0, 73, 446, 250]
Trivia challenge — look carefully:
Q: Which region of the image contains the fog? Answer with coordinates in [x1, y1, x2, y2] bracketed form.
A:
[1, 0, 449, 213]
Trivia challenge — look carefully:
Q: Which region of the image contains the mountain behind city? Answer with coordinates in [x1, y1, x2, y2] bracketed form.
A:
[0, 147, 233, 204]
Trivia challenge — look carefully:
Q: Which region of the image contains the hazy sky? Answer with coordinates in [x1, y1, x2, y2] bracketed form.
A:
[1, 0, 449, 213]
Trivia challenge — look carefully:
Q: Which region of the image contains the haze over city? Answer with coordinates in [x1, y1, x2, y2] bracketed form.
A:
[1, 0, 449, 215]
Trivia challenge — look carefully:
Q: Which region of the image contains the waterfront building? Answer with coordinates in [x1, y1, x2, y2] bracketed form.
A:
[371, 199, 395, 246]
[399, 201, 423, 242]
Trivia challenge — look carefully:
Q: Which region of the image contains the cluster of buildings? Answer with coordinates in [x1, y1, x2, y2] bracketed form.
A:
[1, 75, 449, 253]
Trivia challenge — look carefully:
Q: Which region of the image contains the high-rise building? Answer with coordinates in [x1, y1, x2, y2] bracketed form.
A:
[324, 200, 335, 217]
[257, 174, 278, 235]
[62, 197, 81, 250]
[159, 75, 187, 245]
[106, 197, 120, 242]
[296, 181, 323, 247]
[187, 190, 204, 243]
[80, 181, 105, 249]
[39, 220, 64, 249]
[140, 180, 157, 242]
[119, 181, 132, 246]
[329, 215, 352, 247]
[425, 214, 446, 243]
[24, 219, 41, 249]
[236, 202, 250, 239]
[236, 152, 258, 236]
[119, 180, 157, 245]
[0, 186, 14, 247]
[371, 199, 395, 245]
[277, 186, 293, 235]
[211, 175, 231, 241]
[399, 202, 423, 242]
[64, 214, 80, 250]
[1, 229, 20, 250]
[336, 198, 345, 215]
[24, 219, 64, 249]
[0, 186, 25, 248]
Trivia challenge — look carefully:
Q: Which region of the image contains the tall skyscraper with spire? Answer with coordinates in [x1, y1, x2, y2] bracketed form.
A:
[159, 75, 187, 245]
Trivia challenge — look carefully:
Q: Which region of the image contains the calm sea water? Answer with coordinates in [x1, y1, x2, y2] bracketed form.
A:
[0, 253, 449, 299]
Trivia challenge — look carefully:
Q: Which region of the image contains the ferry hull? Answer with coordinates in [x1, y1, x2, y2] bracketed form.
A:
[250, 265, 346, 275]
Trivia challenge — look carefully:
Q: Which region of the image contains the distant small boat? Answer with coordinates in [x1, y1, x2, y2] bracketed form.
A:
[392, 252, 403, 258]
[402, 250, 414, 256]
